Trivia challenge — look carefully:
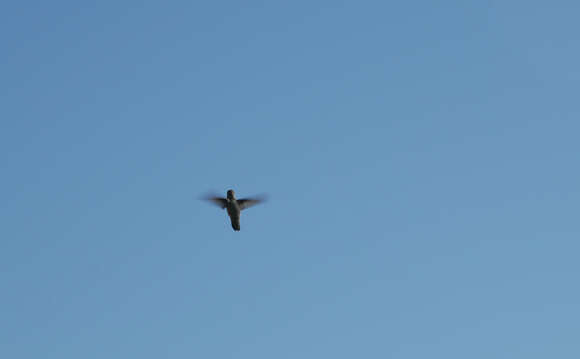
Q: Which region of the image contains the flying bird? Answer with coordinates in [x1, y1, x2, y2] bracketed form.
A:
[203, 189, 266, 231]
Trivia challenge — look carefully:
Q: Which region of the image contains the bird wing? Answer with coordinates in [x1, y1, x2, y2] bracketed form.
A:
[237, 196, 267, 210]
[204, 196, 228, 209]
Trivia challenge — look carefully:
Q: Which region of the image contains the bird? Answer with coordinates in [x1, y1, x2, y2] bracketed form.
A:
[202, 189, 266, 231]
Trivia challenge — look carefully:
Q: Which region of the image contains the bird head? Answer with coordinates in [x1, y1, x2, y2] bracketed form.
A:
[226, 189, 235, 199]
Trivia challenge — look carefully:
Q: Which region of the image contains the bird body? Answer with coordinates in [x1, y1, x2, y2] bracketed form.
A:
[225, 196, 241, 231]
[203, 189, 266, 231]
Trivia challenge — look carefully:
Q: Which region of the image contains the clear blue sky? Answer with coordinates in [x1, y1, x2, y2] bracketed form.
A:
[2, 1, 579, 358]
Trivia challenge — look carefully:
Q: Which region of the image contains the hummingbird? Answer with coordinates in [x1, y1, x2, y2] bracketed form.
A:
[203, 189, 267, 231]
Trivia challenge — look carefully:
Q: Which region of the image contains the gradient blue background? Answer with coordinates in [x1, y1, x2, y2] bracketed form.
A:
[2, 1, 579, 358]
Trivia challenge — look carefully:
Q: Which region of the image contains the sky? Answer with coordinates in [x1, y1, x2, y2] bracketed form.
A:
[1, 1, 579, 358]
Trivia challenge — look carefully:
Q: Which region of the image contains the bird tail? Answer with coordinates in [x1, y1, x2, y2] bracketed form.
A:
[231, 218, 240, 231]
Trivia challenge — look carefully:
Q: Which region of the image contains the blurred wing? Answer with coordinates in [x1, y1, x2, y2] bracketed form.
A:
[237, 195, 267, 210]
[203, 196, 227, 209]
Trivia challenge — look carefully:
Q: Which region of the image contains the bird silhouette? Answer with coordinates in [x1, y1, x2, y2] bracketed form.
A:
[202, 189, 266, 231]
